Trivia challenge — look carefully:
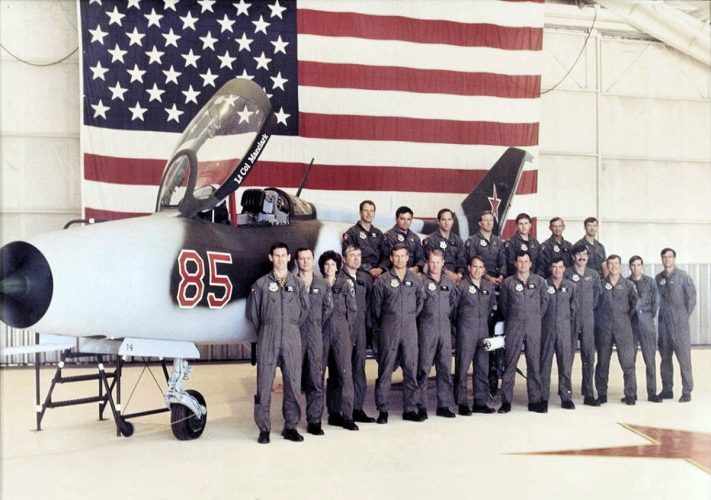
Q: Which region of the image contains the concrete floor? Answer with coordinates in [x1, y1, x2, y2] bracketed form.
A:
[2, 351, 710, 500]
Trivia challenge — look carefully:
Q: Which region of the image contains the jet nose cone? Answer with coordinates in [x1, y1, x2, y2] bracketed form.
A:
[0, 241, 53, 328]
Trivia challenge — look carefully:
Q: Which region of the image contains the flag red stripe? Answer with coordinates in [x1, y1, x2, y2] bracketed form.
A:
[299, 113, 539, 146]
[298, 62, 541, 98]
[84, 154, 537, 194]
[297, 9, 543, 50]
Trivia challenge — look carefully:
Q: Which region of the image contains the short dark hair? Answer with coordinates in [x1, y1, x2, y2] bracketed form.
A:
[468, 255, 485, 267]
[478, 211, 494, 223]
[515, 251, 531, 261]
[549, 217, 563, 226]
[269, 242, 289, 255]
[629, 255, 643, 266]
[515, 213, 531, 223]
[427, 248, 444, 260]
[607, 254, 621, 264]
[437, 208, 454, 220]
[660, 247, 676, 258]
[395, 206, 413, 218]
[359, 200, 376, 212]
[571, 243, 588, 256]
[295, 247, 313, 259]
[391, 243, 410, 256]
[584, 217, 598, 226]
[550, 256, 566, 267]
[318, 251, 342, 275]
[342, 242, 361, 256]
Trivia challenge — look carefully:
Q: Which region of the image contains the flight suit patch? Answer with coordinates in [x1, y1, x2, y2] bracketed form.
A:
[515, 284, 524, 292]
[359, 231, 367, 240]
[480, 240, 488, 247]
[397, 234, 405, 242]
[605, 283, 613, 290]
[521, 243, 528, 251]
[547, 286, 555, 294]
[439, 241, 447, 250]
[469, 286, 477, 294]
[572, 274, 580, 282]
[268, 282, 279, 292]
[428, 282, 437, 291]
[390, 279, 400, 288]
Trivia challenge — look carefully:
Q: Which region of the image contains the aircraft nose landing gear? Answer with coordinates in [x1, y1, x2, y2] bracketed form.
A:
[165, 359, 207, 440]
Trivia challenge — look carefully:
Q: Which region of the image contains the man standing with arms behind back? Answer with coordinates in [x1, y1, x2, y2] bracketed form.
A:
[656, 248, 697, 402]
[628, 255, 662, 403]
[574, 217, 606, 274]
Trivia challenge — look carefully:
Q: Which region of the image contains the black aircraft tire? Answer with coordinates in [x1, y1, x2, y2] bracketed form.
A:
[119, 420, 134, 437]
[170, 389, 207, 440]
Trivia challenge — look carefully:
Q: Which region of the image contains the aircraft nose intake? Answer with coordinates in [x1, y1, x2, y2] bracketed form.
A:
[0, 241, 53, 328]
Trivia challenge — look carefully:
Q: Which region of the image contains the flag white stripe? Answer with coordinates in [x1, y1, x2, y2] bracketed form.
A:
[299, 86, 540, 124]
[81, 126, 538, 170]
[299, 0, 545, 28]
[298, 35, 543, 76]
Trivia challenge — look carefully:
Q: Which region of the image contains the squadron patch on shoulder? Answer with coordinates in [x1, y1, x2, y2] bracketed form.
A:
[397, 234, 405, 242]
[521, 243, 528, 251]
[390, 278, 400, 288]
[439, 240, 447, 250]
[553, 245, 560, 253]
[605, 283, 613, 290]
[572, 274, 580, 282]
[515, 283, 524, 292]
[428, 282, 437, 291]
[659, 278, 667, 286]
[468, 285, 477, 294]
[480, 239, 488, 247]
[547, 286, 555, 294]
[359, 231, 367, 240]
[268, 282, 279, 292]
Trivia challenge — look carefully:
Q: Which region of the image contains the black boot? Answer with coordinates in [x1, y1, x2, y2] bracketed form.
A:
[596, 395, 608, 405]
[623, 395, 636, 406]
[583, 397, 600, 407]
[257, 431, 270, 444]
[472, 403, 495, 414]
[458, 404, 472, 416]
[376, 411, 388, 424]
[403, 410, 425, 422]
[281, 428, 304, 442]
[353, 409, 375, 423]
[306, 422, 324, 435]
[436, 407, 456, 418]
[497, 401, 511, 414]
[528, 401, 547, 413]
[417, 406, 429, 420]
[658, 390, 673, 400]
[648, 394, 663, 403]
[341, 419, 360, 431]
[561, 400, 576, 410]
[327, 413, 344, 426]
[679, 393, 691, 403]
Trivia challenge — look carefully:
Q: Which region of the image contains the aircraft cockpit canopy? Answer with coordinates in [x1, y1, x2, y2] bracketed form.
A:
[155, 79, 272, 217]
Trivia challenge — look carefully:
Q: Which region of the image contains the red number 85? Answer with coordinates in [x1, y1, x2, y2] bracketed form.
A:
[176, 250, 233, 309]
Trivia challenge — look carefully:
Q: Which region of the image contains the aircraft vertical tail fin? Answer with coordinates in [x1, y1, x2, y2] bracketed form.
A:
[460, 147, 530, 237]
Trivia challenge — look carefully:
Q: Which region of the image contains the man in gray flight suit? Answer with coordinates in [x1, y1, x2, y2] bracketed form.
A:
[342, 243, 376, 423]
[423, 208, 465, 283]
[574, 217, 606, 274]
[536, 217, 573, 277]
[247, 242, 310, 444]
[295, 248, 334, 436]
[498, 251, 550, 413]
[594, 255, 638, 405]
[380, 206, 425, 273]
[565, 244, 601, 406]
[416, 249, 457, 420]
[320, 250, 360, 431]
[454, 255, 496, 415]
[503, 213, 541, 277]
[541, 257, 576, 410]
[463, 211, 506, 396]
[342, 200, 385, 279]
[656, 248, 697, 402]
[372, 243, 425, 423]
[628, 255, 662, 403]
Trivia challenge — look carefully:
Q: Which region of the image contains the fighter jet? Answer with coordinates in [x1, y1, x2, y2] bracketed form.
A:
[0, 79, 530, 440]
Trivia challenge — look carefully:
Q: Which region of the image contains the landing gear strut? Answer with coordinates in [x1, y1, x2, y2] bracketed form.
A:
[165, 359, 207, 440]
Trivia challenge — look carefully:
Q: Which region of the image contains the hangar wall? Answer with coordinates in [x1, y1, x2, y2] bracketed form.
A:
[0, 3, 709, 356]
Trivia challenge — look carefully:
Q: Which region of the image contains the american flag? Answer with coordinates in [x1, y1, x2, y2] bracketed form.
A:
[79, 0, 543, 235]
